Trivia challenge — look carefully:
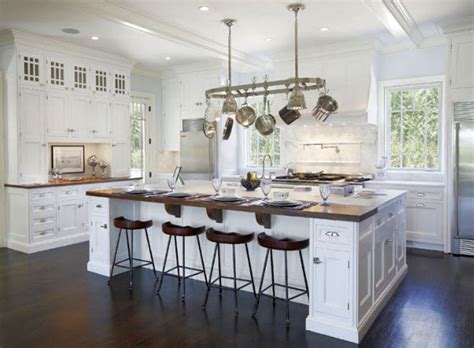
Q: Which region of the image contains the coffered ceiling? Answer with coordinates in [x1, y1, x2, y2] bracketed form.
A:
[0, 0, 472, 73]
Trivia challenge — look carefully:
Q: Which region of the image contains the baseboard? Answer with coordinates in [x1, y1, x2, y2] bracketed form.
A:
[407, 240, 444, 252]
[6, 233, 89, 254]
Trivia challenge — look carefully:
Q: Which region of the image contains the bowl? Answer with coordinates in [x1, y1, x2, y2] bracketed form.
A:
[240, 178, 261, 191]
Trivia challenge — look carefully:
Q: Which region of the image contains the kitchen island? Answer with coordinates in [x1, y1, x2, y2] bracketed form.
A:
[86, 181, 407, 343]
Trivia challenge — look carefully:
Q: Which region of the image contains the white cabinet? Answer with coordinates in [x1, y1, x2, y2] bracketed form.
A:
[45, 55, 68, 91]
[57, 200, 81, 236]
[90, 97, 111, 139]
[449, 32, 474, 90]
[111, 142, 131, 177]
[180, 72, 221, 119]
[18, 88, 47, 183]
[358, 231, 373, 322]
[89, 216, 110, 264]
[406, 200, 443, 244]
[92, 66, 109, 96]
[45, 89, 69, 137]
[71, 61, 91, 94]
[112, 100, 130, 142]
[69, 94, 91, 138]
[161, 78, 181, 151]
[111, 70, 130, 98]
[18, 50, 44, 89]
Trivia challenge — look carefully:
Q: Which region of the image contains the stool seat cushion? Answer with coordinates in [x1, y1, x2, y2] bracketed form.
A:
[257, 232, 309, 251]
[206, 228, 254, 244]
[114, 216, 153, 230]
[162, 222, 205, 236]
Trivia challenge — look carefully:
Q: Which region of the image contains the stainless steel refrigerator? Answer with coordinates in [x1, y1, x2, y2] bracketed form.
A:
[453, 101, 474, 256]
[180, 118, 217, 181]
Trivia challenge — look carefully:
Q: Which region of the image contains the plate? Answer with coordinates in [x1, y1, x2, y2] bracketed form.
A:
[263, 200, 302, 207]
[211, 195, 243, 202]
[126, 189, 150, 195]
[166, 192, 192, 198]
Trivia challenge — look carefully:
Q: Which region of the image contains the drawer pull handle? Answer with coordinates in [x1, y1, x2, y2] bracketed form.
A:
[39, 206, 45, 210]
[39, 218, 46, 223]
[325, 231, 340, 237]
[376, 219, 383, 226]
[388, 213, 394, 218]
[416, 203, 425, 208]
[417, 192, 425, 197]
[100, 224, 108, 229]
[313, 257, 323, 264]
[96, 204, 103, 208]
[385, 239, 393, 245]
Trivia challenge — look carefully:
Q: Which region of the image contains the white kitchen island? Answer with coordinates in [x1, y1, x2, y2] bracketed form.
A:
[86, 181, 407, 343]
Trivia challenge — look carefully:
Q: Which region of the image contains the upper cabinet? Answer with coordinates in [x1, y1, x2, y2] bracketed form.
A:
[180, 71, 221, 119]
[449, 32, 474, 90]
[71, 61, 91, 94]
[92, 66, 109, 96]
[111, 70, 130, 98]
[45, 55, 68, 91]
[161, 77, 181, 151]
[18, 50, 44, 89]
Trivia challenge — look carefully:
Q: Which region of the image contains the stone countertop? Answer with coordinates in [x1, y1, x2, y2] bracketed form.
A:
[86, 180, 406, 222]
[5, 176, 142, 189]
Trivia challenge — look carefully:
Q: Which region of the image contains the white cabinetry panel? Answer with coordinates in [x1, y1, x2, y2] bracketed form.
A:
[450, 34, 474, 89]
[46, 89, 69, 137]
[161, 78, 181, 151]
[406, 200, 443, 243]
[58, 200, 81, 236]
[18, 50, 44, 89]
[69, 94, 90, 138]
[90, 97, 111, 139]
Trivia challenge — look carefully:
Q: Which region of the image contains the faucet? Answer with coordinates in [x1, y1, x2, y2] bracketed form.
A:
[261, 154, 273, 179]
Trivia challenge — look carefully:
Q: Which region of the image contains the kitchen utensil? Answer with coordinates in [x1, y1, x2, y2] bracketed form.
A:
[255, 98, 276, 136]
[279, 105, 301, 125]
[236, 92, 256, 127]
[222, 117, 234, 140]
[203, 120, 216, 138]
[312, 94, 338, 121]
[319, 184, 331, 206]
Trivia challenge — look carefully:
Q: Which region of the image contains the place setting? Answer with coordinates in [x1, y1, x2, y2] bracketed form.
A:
[204, 177, 260, 204]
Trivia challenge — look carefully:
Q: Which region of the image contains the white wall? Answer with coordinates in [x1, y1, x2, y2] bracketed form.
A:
[0, 71, 5, 247]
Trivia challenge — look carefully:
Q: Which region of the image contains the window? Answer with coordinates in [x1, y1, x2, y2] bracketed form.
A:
[130, 101, 146, 177]
[386, 82, 442, 171]
[245, 102, 282, 167]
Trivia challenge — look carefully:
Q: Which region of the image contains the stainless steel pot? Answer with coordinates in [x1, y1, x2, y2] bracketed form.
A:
[222, 117, 234, 140]
[236, 94, 256, 127]
[279, 105, 301, 125]
[203, 120, 216, 138]
[312, 94, 338, 122]
[255, 99, 276, 136]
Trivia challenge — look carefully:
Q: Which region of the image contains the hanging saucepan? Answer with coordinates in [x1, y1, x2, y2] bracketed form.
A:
[236, 92, 256, 127]
[222, 117, 234, 140]
[203, 120, 216, 138]
[279, 105, 301, 125]
[255, 96, 276, 136]
[312, 94, 338, 122]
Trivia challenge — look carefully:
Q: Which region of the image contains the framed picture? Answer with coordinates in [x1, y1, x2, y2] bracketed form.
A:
[51, 145, 85, 174]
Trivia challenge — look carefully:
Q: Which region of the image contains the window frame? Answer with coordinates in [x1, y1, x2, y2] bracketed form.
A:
[243, 125, 284, 169]
[379, 76, 445, 177]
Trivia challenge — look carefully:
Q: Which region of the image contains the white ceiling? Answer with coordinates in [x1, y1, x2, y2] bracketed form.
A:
[0, 0, 472, 73]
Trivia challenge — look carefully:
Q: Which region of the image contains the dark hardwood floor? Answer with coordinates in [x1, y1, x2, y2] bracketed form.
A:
[0, 244, 473, 348]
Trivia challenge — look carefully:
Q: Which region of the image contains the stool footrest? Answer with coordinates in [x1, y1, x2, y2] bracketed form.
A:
[261, 282, 308, 301]
[209, 275, 253, 292]
[162, 265, 205, 280]
[114, 258, 153, 270]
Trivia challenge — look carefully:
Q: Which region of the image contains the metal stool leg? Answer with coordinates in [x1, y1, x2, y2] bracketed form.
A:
[144, 228, 158, 280]
[285, 250, 290, 327]
[270, 249, 276, 304]
[124, 229, 132, 290]
[245, 243, 256, 297]
[252, 249, 270, 318]
[129, 230, 134, 290]
[196, 235, 208, 286]
[217, 243, 223, 295]
[232, 244, 238, 316]
[181, 236, 186, 301]
[299, 250, 309, 299]
[202, 244, 218, 309]
[173, 236, 180, 284]
[157, 235, 172, 294]
[108, 229, 122, 285]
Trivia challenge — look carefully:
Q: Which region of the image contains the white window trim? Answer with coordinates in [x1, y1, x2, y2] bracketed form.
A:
[377, 75, 446, 181]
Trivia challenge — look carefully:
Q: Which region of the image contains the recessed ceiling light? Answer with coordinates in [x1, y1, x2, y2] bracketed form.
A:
[199, 6, 209, 11]
[264, 37, 273, 42]
[90, 36, 99, 40]
[62, 28, 80, 35]
[320, 27, 329, 32]
[165, 56, 171, 60]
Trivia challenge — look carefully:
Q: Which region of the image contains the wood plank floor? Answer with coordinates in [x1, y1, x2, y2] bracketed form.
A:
[0, 244, 473, 348]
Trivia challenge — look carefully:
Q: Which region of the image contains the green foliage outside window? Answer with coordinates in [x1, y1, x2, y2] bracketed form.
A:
[388, 84, 441, 170]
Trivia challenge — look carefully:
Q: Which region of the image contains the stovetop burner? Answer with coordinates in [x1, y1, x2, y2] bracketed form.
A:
[274, 172, 371, 183]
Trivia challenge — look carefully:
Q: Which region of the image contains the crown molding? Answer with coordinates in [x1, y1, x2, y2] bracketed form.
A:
[131, 64, 163, 79]
[0, 29, 134, 68]
[438, 16, 474, 35]
[66, 1, 268, 70]
[379, 34, 447, 54]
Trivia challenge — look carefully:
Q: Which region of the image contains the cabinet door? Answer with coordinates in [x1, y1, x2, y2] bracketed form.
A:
[396, 210, 406, 271]
[374, 220, 386, 301]
[92, 66, 109, 96]
[18, 51, 44, 89]
[45, 56, 68, 91]
[78, 199, 89, 232]
[90, 97, 111, 138]
[180, 74, 202, 118]
[162, 78, 181, 151]
[89, 218, 110, 263]
[111, 142, 130, 177]
[358, 233, 373, 322]
[57, 200, 80, 236]
[111, 101, 130, 143]
[406, 200, 443, 244]
[71, 62, 91, 94]
[45, 90, 69, 137]
[69, 94, 91, 138]
[384, 218, 396, 286]
[313, 248, 351, 319]
[18, 88, 47, 183]
[111, 71, 129, 98]
[450, 34, 474, 89]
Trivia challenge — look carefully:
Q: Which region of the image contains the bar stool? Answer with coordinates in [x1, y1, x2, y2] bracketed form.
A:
[202, 228, 256, 316]
[156, 222, 208, 301]
[109, 216, 157, 290]
[252, 232, 309, 327]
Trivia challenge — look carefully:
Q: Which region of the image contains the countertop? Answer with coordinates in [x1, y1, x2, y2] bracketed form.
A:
[5, 176, 142, 189]
[86, 180, 406, 222]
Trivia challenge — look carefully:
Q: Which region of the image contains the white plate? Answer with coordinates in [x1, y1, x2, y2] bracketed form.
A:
[263, 200, 302, 207]
[211, 195, 243, 202]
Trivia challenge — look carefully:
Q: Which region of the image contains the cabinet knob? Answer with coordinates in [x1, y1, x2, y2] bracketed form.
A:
[385, 239, 393, 245]
[416, 203, 425, 208]
[313, 257, 322, 264]
[96, 204, 102, 208]
[325, 231, 340, 237]
[100, 224, 108, 229]
[416, 192, 425, 197]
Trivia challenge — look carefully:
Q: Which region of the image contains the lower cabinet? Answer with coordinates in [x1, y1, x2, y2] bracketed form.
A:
[57, 199, 88, 236]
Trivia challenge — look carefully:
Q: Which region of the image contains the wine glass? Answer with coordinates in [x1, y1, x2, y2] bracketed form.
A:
[212, 177, 222, 196]
[261, 178, 272, 201]
[167, 176, 176, 193]
[319, 184, 331, 206]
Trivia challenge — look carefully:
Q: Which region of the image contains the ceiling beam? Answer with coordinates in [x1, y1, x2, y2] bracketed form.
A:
[362, 0, 424, 47]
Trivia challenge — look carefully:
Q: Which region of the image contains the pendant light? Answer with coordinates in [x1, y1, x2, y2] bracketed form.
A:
[287, 3, 306, 110]
[221, 19, 238, 116]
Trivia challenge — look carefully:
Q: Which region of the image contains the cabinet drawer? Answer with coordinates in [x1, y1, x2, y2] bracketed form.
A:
[32, 227, 56, 240]
[315, 225, 351, 246]
[91, 198, 109, 215]
[408, 190, 442, 201]
[32, 215, 55, 229]
[31, 189, 55, 201]
[32, 202, 56, 216]
[58, 187, 81, 199]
